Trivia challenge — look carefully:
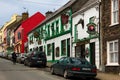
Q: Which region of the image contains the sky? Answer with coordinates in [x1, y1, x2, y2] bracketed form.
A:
[0, 0, 69, 27]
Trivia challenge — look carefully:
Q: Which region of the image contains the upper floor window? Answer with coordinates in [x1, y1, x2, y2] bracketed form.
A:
[111, 0, 119, 24]
[18, 32, 21, 40]
[107, 40, 118, 66]
[56, 20, 59, 34]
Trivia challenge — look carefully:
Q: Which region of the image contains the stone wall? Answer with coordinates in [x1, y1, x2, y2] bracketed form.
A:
[101, 0, 120, 73]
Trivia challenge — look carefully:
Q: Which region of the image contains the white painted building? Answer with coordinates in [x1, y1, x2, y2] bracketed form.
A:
[28, 0, 89, 62]
[72, 0, 100, 69]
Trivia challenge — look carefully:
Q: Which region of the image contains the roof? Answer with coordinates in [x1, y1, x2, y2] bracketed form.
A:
[22, 12, 45, 34]
[72, 0, 99, 17]
[28, 0, 77, 34]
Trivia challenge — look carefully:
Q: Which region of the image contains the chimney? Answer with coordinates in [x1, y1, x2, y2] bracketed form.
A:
[22, 12, 29, 21]
[45, 11, 53, 17]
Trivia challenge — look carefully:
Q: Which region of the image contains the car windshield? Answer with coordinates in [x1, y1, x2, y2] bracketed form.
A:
[70, 58, 90, 65]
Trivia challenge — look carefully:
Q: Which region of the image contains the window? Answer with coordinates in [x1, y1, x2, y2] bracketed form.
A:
[61, 40, 66, 55]
[18, 32, 21, 40]
[51, 23, 54, 35]
[47, 44, 52, 56]
[48, 25, 50, 37]
[107, 40, 118, 65]
[111, 0, 119, 24]
[56, 21, 59, 34]
[56, 47, 59, 57]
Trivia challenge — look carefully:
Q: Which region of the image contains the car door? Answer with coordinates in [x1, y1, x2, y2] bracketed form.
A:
[57, 57, 68, 75]
[53, 57, 65, 74]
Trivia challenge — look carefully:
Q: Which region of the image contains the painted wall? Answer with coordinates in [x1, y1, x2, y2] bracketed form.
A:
[72, 5, 100, 69]
[46, 33, 71, 61]
[28, 9, 72, 62]
[15, 12, 45, 53]
[22, 12, 45, 43]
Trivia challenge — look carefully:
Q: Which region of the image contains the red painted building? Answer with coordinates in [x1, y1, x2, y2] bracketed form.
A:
[14, 12, 45, 53]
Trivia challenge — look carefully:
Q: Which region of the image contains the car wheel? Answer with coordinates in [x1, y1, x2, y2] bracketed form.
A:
[51, 67, 55, 74]
[64, 70, 69, 79]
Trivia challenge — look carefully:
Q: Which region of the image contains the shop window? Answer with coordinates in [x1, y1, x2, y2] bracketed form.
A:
[47, 44, 52, 56]
[56, 47, 59, 57]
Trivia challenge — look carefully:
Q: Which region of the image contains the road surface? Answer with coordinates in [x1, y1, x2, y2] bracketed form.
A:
[0, 58, 100, 80]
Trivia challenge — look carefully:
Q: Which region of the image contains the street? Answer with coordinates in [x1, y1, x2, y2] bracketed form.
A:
[0, 58, 67, 80]
[0, 58, 99, 80]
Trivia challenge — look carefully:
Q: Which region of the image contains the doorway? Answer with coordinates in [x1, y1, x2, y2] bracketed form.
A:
[75, 44, 85, 58]
[52, 43, 55, 61]
[90, 42, 95, 65]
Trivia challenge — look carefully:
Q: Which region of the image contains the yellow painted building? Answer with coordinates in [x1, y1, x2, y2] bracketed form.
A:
[0, 14, 22, 53]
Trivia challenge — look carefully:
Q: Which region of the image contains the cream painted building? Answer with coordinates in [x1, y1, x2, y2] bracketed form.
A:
[0, 14, 22, 53]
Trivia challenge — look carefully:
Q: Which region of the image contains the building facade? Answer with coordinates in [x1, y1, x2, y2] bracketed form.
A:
[14, 12, 45, 53]
[72, 0, 100, 69]
[2, 14, 22, 54]
[28, 0, 88, 62]
[0, 12, 29, 55]
[101, 0, 120, 73]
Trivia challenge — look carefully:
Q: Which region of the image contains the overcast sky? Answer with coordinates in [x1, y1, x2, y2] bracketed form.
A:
[0, 0, 69, 27]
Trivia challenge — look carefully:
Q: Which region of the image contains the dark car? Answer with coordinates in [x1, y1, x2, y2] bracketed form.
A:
[50, 57, 97, 79]
[24, 51, 47, 67]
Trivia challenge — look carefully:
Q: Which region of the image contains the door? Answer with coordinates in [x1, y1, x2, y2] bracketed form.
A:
[67, 38, 70, 57]
[80, 44, 85, 58]
[52, 43, 55, 61]
[90, 42, 95, 65]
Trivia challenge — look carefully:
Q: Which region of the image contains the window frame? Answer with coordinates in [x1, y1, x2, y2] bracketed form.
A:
[111, 0, 119, 25]
[107, 40, 119, 66]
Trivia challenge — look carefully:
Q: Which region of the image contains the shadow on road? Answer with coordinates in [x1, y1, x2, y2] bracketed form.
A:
[69, 77, 100, 80]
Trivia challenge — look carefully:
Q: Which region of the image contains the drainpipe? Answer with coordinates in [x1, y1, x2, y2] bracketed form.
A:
[98, 0, 103, 71]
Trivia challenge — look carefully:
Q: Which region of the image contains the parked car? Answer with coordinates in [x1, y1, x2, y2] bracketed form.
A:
[24, 51, 47, 67]
[50, 57, 97, 79]
[17, 53, 27, 64]
[7, 54, 12, 60]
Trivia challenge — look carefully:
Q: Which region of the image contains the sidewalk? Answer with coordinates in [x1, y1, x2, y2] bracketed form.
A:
[96, 72, 120, 80]
[47, 62, 120, 80]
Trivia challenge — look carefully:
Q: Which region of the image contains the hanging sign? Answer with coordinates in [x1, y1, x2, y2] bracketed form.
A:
[61, 14, 69, 25]
[87, 23, 96, 35]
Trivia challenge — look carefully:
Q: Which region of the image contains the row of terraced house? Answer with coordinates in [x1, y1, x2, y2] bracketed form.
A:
[0, 0, 120, 73]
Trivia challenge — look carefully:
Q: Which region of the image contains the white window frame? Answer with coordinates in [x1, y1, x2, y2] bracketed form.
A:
[111, 0, 119, 25]
[107, 40, 119, 66]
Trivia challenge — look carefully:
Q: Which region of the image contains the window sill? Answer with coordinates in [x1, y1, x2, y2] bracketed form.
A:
[109, 23, 119, 27]
[106, 63, 119, 66]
